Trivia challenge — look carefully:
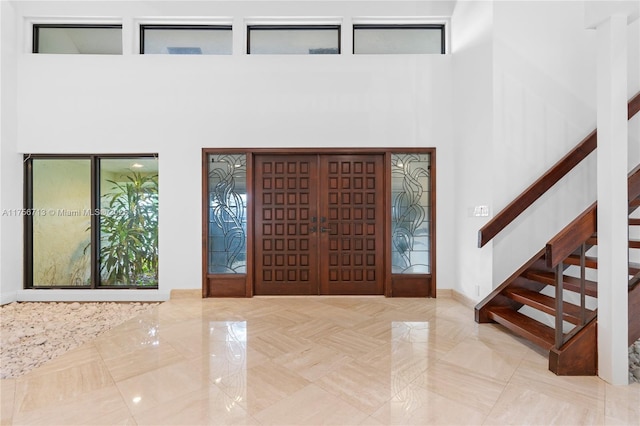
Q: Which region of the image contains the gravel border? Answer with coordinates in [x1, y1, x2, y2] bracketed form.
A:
[0, 301, 159, 379]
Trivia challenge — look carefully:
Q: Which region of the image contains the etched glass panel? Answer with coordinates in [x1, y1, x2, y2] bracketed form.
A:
[208, 154, 247, 273]
[32, 159, 92, 286]
[391, 153, 431, 274]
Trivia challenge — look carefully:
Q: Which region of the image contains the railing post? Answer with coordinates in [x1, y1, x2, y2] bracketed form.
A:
[555, 262, 564, 349]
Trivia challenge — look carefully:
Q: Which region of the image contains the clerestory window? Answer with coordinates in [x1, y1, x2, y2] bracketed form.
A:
[353, 24, 445, 54]
[33, 24, 123, 54]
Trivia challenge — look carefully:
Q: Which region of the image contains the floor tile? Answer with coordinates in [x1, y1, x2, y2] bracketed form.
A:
[412, 360, 505, 414]
[484, 379, 604, 425]
[371, 382, 487, 425]
[315, 360, 393, 414]
[439, 338, 523, 383]
[101, 339, 185, 382]
[253, 383, 369, 425]
[134, 384, 258, 426]
[2, 296, 637, 426]
[0, 379, 15, 425]
[115, 357, 209, 415]
[12, 385, 130, 425]
[604, 381, 640, 424]
[272, 343, 353, 382]
[218, 359, 311, 415]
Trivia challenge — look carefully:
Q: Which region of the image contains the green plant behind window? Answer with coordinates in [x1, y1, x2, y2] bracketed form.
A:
[100, 172, 158, 286]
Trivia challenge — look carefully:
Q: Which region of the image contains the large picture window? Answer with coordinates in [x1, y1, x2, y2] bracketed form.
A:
[24, 155, 159, 289]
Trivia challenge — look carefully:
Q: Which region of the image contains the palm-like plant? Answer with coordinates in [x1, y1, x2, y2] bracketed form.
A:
[100, 172, 158, 286]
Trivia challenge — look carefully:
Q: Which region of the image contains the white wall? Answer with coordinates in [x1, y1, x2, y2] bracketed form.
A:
[4, 0, 634, 303]
[490, 1, 600, 287]
[451, 1, 494, 299]
[4, 0, 457, 302]
[629, 18, 640, 171]
[0, 1, 23, 305]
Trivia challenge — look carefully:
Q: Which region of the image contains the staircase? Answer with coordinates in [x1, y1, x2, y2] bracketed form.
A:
[475, 93, 640, 375]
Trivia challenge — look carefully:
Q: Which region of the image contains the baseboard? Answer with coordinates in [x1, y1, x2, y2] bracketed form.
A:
[452, 290, 477, 308]
[1, 291, 17, 305]
[170, 289, 201, 299]
[437, 289, 453, 298]
[17, 289, 171, 302]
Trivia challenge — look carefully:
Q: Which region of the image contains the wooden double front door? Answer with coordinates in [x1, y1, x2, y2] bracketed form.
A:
[254, 154, 384, 295]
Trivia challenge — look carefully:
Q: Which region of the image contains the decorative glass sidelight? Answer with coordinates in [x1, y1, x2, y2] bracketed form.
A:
[208, 154, 248, 273]
[391, 153, 431, 274]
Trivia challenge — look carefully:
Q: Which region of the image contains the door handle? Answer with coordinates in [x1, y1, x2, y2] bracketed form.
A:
[320, 226, 329, 233]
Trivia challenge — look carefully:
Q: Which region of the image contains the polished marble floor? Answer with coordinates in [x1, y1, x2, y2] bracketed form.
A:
[1, 296, 638, 425]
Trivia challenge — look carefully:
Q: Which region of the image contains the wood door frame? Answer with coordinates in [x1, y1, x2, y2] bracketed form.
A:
[202, 147, 436, 298]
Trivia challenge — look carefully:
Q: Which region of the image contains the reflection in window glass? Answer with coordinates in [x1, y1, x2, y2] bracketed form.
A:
[33, 25, 122, 54]
[99, 158, 159, 286]
[353, 25, 444, 54]
[141, 25, 232, 55]
[32, 159, 92, 286]
[208, 154, 247, 273]
[248, 26, 340, 54]
[391, 153, 431, 274]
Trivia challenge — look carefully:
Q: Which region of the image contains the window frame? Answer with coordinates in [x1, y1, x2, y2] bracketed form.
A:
[32, 23, 123, 54]
[139, 24, 233, 55]
[352, 24, 446, 55]
[246, 24, 342, 55]
[24, 154, 159, 289]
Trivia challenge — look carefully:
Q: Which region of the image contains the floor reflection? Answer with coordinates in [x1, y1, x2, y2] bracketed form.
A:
[208, 321, 247, 411]
[3, 297, 638, 426]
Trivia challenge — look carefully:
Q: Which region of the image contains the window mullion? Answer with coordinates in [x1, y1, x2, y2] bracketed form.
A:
[91, 156, 99, 289]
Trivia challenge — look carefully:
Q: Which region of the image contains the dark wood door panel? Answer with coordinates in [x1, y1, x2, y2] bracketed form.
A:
[254, 155, 319, 295]
[320, 155, 385, 295]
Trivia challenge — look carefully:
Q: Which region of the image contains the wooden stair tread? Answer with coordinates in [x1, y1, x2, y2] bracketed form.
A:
[486, 306, 555, 350]
[503, 288, 591, 325]
[630, 218, 640, 226]
[565, 254, 598, 268]
[565, 255, 640, 275]
[590, 237, 640, 248]
[523, 270, 598, 297]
